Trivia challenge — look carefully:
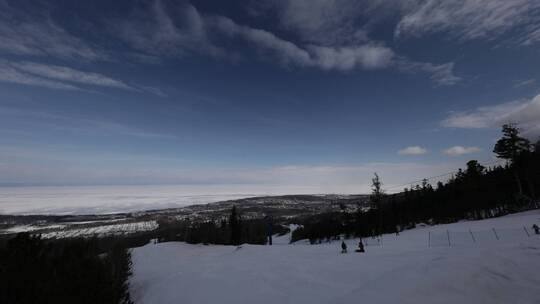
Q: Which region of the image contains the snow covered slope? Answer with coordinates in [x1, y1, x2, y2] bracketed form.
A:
[130, 210, 540, 304]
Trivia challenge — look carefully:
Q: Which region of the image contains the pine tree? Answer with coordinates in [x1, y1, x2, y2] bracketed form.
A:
[229, 206, 241, 245]
[370, 173, 384, 235]
[465, 160, 485, 177]
[370, 173, 384, 208]
[493, 124, 531, 161]
[493, 124, 531, 196]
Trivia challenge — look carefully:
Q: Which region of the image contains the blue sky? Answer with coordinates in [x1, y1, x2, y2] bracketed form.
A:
[1, 0, 540, 193]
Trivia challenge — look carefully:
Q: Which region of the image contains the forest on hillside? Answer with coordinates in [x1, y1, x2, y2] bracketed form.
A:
[0, 233, 136, 304]
[157, 124, 540, 245]
[292, 124, 540, 243]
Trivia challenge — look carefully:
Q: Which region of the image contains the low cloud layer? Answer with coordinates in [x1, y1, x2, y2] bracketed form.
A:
[0, 144, 458, 194]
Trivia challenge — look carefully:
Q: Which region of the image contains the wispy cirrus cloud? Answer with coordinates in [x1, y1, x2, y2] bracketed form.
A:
[395, 0, 540, 44]
[0, 61, 79, 90]
[113, 1, 456, 84]
[245, 0, 460, 83]
[213, 16, 394, 71]
[0, 0, 461, 85]
[261, 0, 404, 45]
[398, 60, 461, 86]
[0, 0, 106, 60]
[10, 61, 135, 91]
[442, 146, 481, 157]
[115, 1, 395, 71]
[514, 78, 536, 88]
[114, 1, 225, 59]
[0, 60, 135, 91]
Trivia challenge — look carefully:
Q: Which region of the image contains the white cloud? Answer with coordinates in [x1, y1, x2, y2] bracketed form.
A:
[265, 0, 373, 45]
[0, 0, 461, 86]
[263, 0, 416, 45]
[443, 146, 481, 156]
[0, 60, 135, 91]
[113, 1, 450, 82]
[214, 16, 394, 70]
[396, 0, 540, 43]
[441, 94, 540, 138]
[115, 1, 224, 58]
[398, 146, 428, 155]
[248, 1, 459, 83]
[0, 61, 79, 90]
[268, 0, 540, 46]
[10, 62, 135, 91]
[514, 78, 536, 88]
[308, 44, 394, 70]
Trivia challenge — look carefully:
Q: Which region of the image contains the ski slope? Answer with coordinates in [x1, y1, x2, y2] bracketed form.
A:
[130, 210, 540, 304]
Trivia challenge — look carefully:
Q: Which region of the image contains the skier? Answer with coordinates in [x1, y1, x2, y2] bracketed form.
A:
[264, 215, 273, 245]
[355, 240, 365, 253]
[533, 224, 540, 235]
[341, 241, 348, 253]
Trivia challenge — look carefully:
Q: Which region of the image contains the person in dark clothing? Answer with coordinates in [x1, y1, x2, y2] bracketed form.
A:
[264, 215, 273, 245]
[341, 241, 347, 253]
[355, 240, 365, 253]
[533, 224, 540, 235]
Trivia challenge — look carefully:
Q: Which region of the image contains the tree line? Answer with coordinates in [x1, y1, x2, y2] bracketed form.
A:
[157, 206, 289, 245]
[292, 124, 540, 243]
[0, 233, 135, 304]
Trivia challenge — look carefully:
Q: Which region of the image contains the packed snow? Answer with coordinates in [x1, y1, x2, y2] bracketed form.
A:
[130, 210, 540, 304]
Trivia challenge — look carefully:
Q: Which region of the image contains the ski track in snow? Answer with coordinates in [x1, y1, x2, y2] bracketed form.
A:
[130, 210, 540, 304]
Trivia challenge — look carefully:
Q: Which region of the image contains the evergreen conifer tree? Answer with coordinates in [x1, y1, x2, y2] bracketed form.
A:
[493, 124, 531, 196]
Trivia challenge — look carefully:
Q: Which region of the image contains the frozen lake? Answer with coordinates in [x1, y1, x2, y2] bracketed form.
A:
[0, 185, 267, 215]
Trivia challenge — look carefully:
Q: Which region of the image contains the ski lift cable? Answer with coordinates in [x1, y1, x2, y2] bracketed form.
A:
[384, 159, 507, 191]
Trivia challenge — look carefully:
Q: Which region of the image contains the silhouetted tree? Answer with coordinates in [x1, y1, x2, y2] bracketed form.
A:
[291, 124, 540, 242]
[493, 124, 531, 196]
[370, 173, 385, 235]
[229, 206, 241, 245]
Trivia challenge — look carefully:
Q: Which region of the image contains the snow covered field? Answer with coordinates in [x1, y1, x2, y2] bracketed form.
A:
[130, 210, 540, 304]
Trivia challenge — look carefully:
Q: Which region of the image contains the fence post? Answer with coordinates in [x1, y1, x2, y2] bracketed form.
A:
[492, 228, 499, 240]
[524, 226, 530, 237]
[469, 229, 476, 243]
[428, 231, 431, 248]
[447, 230, 451, 247]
